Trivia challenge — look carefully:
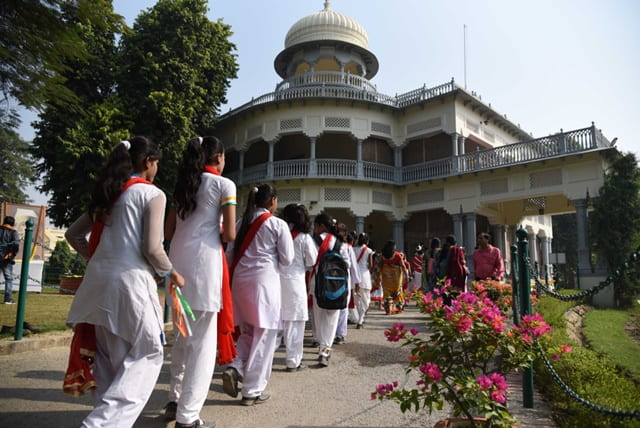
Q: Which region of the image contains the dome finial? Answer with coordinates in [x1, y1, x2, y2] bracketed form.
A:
[323, 1, 331, 11]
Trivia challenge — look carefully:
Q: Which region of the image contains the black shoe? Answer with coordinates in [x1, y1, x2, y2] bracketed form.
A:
[240, 392, 271, 406]
[333, 336, 345, 345]
[356, 323, 362, 329]
[163, 401, 177, 421]
[175, 419, 215, 428]
[222, 367, 239, 398]
[310, 340, 319, 347]
[285, 363, 307, 372]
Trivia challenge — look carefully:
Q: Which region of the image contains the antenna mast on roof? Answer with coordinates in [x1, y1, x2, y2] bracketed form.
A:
[463, 24, 468, 89]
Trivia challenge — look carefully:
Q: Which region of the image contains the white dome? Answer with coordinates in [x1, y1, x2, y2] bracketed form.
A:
[284, 1, 369, 50]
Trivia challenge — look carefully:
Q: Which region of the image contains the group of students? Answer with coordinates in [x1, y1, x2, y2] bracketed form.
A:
[63, 136, 382, 428]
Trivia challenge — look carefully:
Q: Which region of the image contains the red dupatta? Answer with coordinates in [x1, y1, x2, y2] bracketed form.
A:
[203, 165, 238, 364]
[64, 176, 152, 396]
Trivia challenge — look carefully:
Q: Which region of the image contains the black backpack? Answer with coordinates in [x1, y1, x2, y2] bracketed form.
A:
[314, 235, 349, 310]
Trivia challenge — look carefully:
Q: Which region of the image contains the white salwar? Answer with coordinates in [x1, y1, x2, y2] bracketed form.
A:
[280, 232, 317, 368]
[228, 208, 294, 398]
[167, 172, 236, 425]
[66, 184, 171, 428]
[336, 243, 361, 338]
[353, 245, 374, 325]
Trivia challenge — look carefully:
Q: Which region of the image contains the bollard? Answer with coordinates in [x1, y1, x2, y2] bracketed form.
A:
[516, 227, 534, 408]
[15, 219, 34, 340]
[510, 244, 520, 325]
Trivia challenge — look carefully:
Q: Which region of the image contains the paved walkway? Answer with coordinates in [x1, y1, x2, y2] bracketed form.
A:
[0, 305, 556, 427]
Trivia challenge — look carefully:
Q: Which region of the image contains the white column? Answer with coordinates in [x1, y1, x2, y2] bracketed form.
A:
[452, 214, 464, 247]
[528, 231, 538, 274]
[392, 221, 405, 254]
[574, 198, 590, 277]
[355, 216, 365, 235]
[309, 137, 317, 176]
[356, 138, 364, 179]
[267, 140, 275, 179]
[451, 133, 459, 173]
[464, 213, 477, 279]
[394, 147, 402, 183]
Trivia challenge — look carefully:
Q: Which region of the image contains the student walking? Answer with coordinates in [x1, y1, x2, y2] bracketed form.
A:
[335, 225, 361, 344]
[222, 184, 294, 405]
[164, 136, 236, 428]
[373, 240, 408, 314]
[352, 233, 374, 328]
[310, 213, 351, 366]
[65, 137, 184, 428]
[0, 216, 20, 304]
[280, 203, 317, 371]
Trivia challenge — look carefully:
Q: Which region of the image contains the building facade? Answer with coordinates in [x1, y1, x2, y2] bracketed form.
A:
[214, 2, 613, 279]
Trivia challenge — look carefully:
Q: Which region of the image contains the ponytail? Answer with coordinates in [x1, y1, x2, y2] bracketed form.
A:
[174, 136, 225, 219]
[234, 183, 277, 259]
[89, 136, 159, 218]
[283, 203, 311, 233]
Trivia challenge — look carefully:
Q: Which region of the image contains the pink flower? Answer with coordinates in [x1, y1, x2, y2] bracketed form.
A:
[370, 392, 377, 400]
[491, 390, 506, 404]
[410, 327, 419, 335]
[384, 323, 408, 342]
[419, 362, 442, 382]
[476, 375, 493, 390]
[551, 354, 560, 361]
[561, 344, 572, 353]
[455, 316, 473, 333]
[489, 373, 508, 391]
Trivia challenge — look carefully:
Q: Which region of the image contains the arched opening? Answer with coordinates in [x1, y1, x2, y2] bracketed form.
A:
[316, 133, 356, 159]
[294, 62, 311, 75]
[314, 57, 340, 72]
[274, 134, 310, 161]
[363, 137, 393, 165]
[402, 132, 453, 166]
[244, 140, 269, 168]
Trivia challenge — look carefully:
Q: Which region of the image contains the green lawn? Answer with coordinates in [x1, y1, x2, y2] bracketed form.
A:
[582, 304, 640, 381]
[0, 290, 73, 337]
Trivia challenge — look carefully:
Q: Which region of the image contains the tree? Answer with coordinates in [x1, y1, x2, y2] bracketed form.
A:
[0, 109, 35, 204]
[118, 0, 238, 194]
[590, 150, 640, 307]
[0, 0, 101, 111]
[31, 1, 129, 226]
[44, 239, 85, 284]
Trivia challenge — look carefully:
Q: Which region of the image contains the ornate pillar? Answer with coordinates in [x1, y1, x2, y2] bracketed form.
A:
[266, 140, 275, 179]
[458, 135, 466, 155]
[452, 214, 464, 247]
[451, 133, 459, 173]
[464, 213, 477, 279]
[491, 224, 507, 256]
[392, 220, 405, 253]
[541, 236, 552, 278]
[394, 147, 402, 183]
[356, 138, 364, 179]
[355, 216, 365, 235]
[574, 198, 591, 277]
[309, 136, 317, 177]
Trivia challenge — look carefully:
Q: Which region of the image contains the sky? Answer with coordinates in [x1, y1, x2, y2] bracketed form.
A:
[21, 0, 640, 207]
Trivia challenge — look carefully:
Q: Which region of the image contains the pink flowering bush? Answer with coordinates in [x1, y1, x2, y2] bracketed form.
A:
[372, 281, 569, 428]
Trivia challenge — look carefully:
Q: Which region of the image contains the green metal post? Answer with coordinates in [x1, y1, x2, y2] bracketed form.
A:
[516, 226, 534, 408]
[15, 219, 34, 340]
[510, 244, 520, 325]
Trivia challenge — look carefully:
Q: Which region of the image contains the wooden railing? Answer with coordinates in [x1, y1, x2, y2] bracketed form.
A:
[226, 125, 611, 186]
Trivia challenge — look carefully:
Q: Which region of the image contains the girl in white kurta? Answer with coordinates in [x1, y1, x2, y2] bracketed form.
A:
[164, 137, 236, 428]
[353, 233, 374, 328]
[223, 184, 294, 405]
[66, 137, 185, 428]
[280, 203, 317, 371]
[335, 227, 361, 344]
[311, 213, 351, 367]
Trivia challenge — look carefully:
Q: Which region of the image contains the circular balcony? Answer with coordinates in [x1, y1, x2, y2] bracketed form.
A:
[275, 71, 377, 92]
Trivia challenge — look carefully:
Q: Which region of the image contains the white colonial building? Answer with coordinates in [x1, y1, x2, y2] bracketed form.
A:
[214, 1, 613, 282]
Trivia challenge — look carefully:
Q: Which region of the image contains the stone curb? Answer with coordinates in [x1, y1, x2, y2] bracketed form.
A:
[0, 330, 73, 356]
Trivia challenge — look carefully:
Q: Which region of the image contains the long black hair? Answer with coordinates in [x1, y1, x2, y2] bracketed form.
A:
[174, 136, 225, 219]
[89, 136, 160, 218]
[429, 237, 441, 258]
[234, 183, 277, 259]
[283, 203, 311, 233]
[382, 240, 396, 259]
[314, 213, 338, 236]
[356, 232, 369, 246]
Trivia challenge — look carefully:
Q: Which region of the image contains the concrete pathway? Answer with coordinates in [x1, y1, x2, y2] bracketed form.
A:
[0, 305, 556, 427]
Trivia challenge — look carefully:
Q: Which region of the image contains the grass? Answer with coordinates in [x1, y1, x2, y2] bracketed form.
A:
[0, 289, 73, 338]
[0, 287, 168, 339]
[582, 303, 640, 381]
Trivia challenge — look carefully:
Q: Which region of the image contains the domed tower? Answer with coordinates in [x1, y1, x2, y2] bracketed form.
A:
[273, 1, 378, 91]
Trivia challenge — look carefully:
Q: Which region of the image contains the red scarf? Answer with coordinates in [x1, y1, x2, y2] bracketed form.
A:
[203, 165, 238, 364]
[64, 177, 152, 396]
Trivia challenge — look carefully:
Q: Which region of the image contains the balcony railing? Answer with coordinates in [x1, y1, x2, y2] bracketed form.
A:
[220, 79, 457, 119]
[275, 71, 377, 92]
[225, 125, 612, 186]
